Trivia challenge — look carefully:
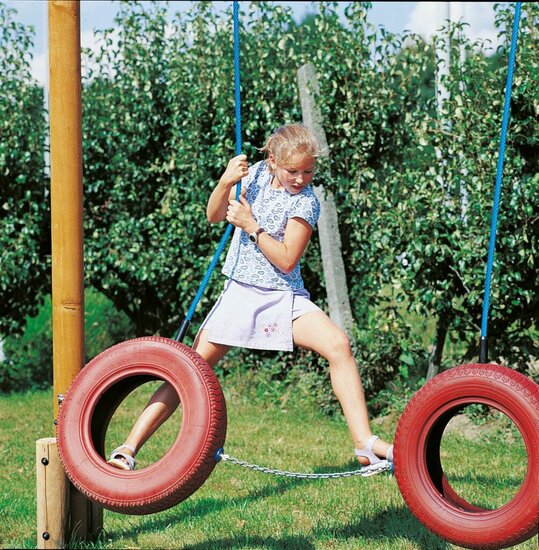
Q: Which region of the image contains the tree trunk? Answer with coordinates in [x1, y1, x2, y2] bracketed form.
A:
[426, 312, 451, 380]
[297, 63, 354, 336]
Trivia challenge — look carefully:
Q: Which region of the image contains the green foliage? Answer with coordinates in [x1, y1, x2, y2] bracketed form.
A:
[84, 289, 136, 360]
[0, 2, 49, 335]
[391, 9, 539, 366]
[81, 1, 309, 336]
[1, 1, 537, 407]
[215, 346, 340, 417]
[305, 3, 539, 374]
[369, 360, 426, 419]
[0, 297, 52, 392]
[0, 290, 134, 393]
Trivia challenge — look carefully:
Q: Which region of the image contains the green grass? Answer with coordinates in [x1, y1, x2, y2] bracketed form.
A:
[0, 374, 535, 550]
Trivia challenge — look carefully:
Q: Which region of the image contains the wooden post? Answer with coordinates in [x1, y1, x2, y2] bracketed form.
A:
[44, 1, 103, 545]
[37, 438, 68, 549]
[297, 63, 354, 336]
[36, 439, 103, 548]
[49, 0, 83, 417]
[49, 0, 84, 417]
[69, 488, 103, 542]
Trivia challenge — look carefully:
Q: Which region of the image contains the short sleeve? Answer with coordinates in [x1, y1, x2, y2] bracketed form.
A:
[242, 161, 265, 190]
[289, 190, 321, 228]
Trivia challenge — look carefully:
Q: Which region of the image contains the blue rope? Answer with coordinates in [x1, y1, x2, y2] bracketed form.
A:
[479, 2, 521, 355]
[175, 0, 242, 341]
[233, 0, 242, 159]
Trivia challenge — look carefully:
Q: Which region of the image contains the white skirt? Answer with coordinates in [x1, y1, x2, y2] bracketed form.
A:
[199, 279, 322, 351]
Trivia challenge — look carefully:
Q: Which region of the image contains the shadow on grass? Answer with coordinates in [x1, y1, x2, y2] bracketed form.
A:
[105, 476, 308, 538]
[175, 507, 449, 550]
[104, 480, 451, 549]
[184, 534, 315, 549]
[109, 456, 380, 539]
[101, 460, 453, 549]
[320, 505, 451, 550]
[442, 473, 525, 488]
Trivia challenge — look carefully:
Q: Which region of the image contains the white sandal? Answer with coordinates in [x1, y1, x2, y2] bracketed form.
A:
[355, 435, 394, 465]
[107, 444, 136, 471]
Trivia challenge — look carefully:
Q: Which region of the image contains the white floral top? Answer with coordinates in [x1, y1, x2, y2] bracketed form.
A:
[222, 161, 320, 290]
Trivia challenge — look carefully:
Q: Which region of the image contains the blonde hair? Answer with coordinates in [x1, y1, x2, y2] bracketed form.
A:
[260, 123, 320, 172]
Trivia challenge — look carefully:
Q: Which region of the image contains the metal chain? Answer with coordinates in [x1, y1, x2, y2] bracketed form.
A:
[217, 451, 393, 479]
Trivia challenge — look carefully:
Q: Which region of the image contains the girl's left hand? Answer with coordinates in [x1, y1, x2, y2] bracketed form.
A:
[226, 195, 255, 231]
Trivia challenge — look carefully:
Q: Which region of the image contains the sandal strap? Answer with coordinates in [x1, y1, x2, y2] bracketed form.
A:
[109, 445, 136, 469]
[355, 435, 382, 464]
[110, 452, 136, 469]
[113, 443, 136, 454]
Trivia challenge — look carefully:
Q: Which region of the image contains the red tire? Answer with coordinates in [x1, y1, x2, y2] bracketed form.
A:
[57, 337, 227, 515]
[394, 363, 539, 549]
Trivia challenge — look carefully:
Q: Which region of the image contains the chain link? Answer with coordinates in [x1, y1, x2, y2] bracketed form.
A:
[216, 450, 393, 479]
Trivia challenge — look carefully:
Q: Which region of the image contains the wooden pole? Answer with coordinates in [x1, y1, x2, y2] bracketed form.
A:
[49, 0, 84, 420]
[297, 63, 354, 337]
[45, 2, 103, 545]
[36, 438, 68, 549]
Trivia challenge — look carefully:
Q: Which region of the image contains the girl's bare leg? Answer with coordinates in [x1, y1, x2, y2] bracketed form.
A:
[292, 311, 392, 465]
[113, 331, 229, 461]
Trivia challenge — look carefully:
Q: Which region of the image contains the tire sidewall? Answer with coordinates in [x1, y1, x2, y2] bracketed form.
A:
[394, 363, 539, 548]
[57, 337, 226, 513]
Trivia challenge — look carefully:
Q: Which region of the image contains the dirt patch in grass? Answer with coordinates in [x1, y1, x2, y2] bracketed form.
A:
[444, 414, 483, 440]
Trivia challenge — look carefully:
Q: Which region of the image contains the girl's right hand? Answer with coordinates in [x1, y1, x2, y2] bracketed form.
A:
[219, 154, 249, 188]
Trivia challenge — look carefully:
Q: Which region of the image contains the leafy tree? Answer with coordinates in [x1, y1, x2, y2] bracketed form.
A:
[2, 0, 537, 405]
[0, 2, 49, 336]
[80, 0, 539, 385]
[284, 2, 537, 385]
[364, 5, 535, 379]
[291, 2, 437, 391]
[385, 5, 539, 372]
[82, 1, 311, 337]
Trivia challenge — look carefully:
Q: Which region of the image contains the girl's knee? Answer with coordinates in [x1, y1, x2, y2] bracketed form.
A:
[325, 328, 352, 362]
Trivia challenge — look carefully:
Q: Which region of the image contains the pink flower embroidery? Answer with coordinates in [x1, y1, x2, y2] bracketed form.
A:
[264, 322, 278, 336]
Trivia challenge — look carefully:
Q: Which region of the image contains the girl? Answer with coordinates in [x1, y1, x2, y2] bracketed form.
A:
[108, 123, 393, 471]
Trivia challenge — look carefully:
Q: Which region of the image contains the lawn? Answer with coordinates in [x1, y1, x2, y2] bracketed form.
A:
[0, 371, 535, 550]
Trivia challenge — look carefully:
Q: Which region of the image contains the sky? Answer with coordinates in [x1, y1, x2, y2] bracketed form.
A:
[4, 1, 505, 88]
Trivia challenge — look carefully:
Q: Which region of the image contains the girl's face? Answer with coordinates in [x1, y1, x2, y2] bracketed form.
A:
[270, 152, 316, 195]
